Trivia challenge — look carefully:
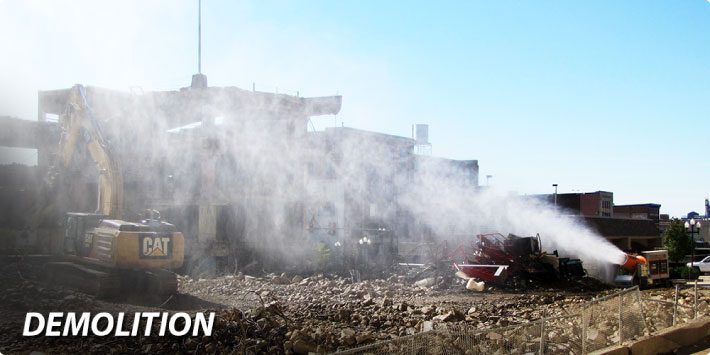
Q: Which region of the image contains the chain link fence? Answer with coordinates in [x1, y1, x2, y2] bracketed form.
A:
[335, 282, 709, 355]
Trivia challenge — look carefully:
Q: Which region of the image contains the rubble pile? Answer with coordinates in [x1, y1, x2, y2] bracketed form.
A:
[0, 259, 106, 314]
[177, 273, 611, 353]
[641, 288, 710, 328]
[2, 260, 709, 354]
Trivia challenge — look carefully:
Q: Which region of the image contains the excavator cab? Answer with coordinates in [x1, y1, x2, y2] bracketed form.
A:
[64, 212, 106, 257]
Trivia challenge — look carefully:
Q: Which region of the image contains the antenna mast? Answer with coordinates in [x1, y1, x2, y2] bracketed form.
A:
[198, 0, 202, 74]
[191, 0, 208, 88]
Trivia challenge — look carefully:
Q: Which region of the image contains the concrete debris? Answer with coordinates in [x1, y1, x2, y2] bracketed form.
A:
[587, 328, 600, 341]
[466, 279, 485, 292]
[292, 339, 318, 354]
[487, 332, 503, 340]
[356, 332, 374, 344]
[432, 309, 464, 322]
[2, 261, 710, 354]
[420, 305, 437, 316]
[414, 277, 436, 288]
[455, 270, 473, 280]
[421, 320, 434, 332]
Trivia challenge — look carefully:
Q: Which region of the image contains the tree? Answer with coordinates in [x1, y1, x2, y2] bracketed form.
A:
[663, 219, 690, 261]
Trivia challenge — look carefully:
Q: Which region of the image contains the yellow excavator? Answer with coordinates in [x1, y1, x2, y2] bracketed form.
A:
[44, 85, 184, 298]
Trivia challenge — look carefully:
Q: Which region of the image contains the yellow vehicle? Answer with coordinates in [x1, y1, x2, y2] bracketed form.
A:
[615, 250, 670, 288]
[44, 85, 184, 298]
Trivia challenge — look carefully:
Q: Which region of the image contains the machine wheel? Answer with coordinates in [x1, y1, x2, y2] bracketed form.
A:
[509, 276, 527, 290]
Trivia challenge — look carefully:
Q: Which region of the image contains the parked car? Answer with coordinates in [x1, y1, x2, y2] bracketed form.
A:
[687, 256, 710, 273]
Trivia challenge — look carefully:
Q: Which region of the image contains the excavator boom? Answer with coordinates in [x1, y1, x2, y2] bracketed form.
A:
[59, 85, 123, 218]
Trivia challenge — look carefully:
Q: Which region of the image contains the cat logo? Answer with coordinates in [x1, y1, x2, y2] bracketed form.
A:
[140, 235, 172, 259]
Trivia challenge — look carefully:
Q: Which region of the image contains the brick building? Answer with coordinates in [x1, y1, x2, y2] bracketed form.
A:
[613, 203, 661, 222]
[535, 191, 614, 217]
[582, 216, 662, 251]
[532, 191, 662, 251]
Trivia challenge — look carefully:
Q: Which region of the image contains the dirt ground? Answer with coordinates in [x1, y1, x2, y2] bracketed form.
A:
[0, 257, 707, 354]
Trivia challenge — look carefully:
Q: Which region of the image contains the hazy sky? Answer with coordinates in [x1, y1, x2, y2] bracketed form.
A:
[0, 0, 708, 217]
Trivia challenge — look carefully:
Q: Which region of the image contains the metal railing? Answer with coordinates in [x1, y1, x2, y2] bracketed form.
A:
[335, 282, 708, 354]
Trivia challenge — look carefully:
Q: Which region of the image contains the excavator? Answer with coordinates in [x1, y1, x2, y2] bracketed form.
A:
[43, 85, 184, 298]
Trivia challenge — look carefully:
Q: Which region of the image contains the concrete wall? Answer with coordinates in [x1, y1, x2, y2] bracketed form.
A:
[594, 318, 710, 355]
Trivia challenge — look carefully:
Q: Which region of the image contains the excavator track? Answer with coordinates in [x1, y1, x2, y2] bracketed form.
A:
[45, 261, 177, 300]
[124, 267, 178, 299]
[45, 261, 121, 298]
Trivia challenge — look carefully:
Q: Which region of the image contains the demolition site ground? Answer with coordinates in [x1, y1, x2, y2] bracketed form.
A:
[1, 258, 708, 354]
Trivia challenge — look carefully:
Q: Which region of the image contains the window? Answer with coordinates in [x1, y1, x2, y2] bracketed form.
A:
[659, 261, 668, 274]
[650, 260, 668, 275]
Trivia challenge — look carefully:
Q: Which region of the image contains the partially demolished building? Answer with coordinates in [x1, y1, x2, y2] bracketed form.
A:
[0, 82, 479, 273]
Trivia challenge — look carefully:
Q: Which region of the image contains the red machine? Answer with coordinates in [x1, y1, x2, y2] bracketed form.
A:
[452, 233, 585, 287]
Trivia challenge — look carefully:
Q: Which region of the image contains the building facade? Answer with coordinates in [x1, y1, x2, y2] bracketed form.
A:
[532, 191, 662, 251]
[613, 203, 661, 223]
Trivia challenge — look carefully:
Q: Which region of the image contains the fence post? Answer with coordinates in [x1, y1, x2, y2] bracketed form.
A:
[673, 285, 679, 326]
[581, 308, 586, 354]
[539, 309, 545, 355]
[618, 292, 623, 345]
[694, 280, 698, 320]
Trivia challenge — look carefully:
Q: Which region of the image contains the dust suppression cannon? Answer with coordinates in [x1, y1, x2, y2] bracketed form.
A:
[614, 251, 672, 288]
[621, 254, 647, 271]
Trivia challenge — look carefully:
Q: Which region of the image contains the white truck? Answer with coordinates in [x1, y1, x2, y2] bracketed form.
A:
[687, 256, 710, 273]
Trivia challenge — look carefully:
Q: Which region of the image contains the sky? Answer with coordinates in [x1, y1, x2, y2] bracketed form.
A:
[0, 0, 708, 217]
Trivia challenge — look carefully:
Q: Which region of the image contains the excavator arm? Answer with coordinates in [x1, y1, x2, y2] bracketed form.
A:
[59, 85, 123, 219]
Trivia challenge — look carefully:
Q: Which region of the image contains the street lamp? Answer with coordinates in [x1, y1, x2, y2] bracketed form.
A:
[685, 218, 702, 268]
[486, 175, 493, 186]
[358, 236, 372, 245]
[552, 184, 558, 206]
